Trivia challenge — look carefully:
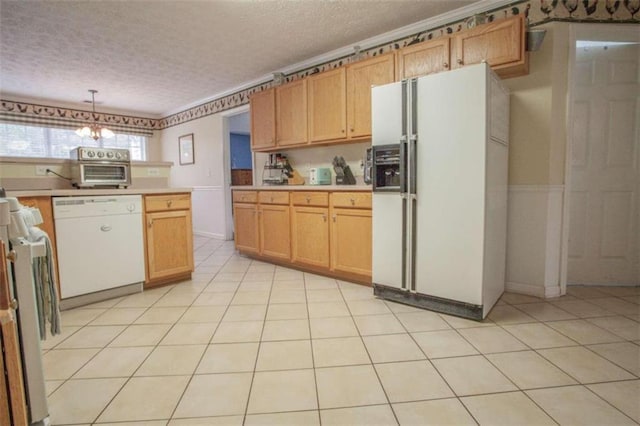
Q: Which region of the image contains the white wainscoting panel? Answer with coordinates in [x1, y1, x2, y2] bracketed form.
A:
[506, 185, 564, 298]
[191, 186, 228, 239]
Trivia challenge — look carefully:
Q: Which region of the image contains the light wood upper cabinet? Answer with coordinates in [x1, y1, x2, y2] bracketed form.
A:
[144, 193, 194, 287]
[308, 68, 347, 143]
[452, 15, 528, 78]
[276, 79, 308, 147]
[250, 88, 276, 151]
[396, 38, 451, 80]
[346, 53, 395, 140]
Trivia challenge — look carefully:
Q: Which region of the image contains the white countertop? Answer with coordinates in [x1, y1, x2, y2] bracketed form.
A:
[232, 185, 372, 191]
[7, 187, 193, 197]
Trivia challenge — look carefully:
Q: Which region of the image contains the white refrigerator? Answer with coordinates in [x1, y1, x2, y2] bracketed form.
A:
[371, 63, 509, 320]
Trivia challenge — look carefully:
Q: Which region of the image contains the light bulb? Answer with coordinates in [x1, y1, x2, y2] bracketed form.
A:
[101, 127, 115, 139]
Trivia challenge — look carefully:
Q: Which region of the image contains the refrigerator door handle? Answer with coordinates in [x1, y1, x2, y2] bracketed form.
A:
[401, 80, 408, 139]
[399, 140, 408, 194]
[409, 138, 417, 195]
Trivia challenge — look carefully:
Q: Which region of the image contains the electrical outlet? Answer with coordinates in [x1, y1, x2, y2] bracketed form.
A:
[35, 165, 48, 176]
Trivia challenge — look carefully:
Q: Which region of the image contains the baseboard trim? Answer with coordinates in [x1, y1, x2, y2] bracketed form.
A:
[506, 281, 563, 298]
[193, 230, 226, 239]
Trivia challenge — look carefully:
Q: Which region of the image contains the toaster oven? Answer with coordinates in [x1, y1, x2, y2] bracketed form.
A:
[70, 147, 131, 188]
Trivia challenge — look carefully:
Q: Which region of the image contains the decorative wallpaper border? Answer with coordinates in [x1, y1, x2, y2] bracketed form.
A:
[1, 0, 637, 132]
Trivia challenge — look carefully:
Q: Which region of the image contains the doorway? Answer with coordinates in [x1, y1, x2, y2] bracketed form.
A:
[230, 132, 253, 186]
[564, 25, 639, 287]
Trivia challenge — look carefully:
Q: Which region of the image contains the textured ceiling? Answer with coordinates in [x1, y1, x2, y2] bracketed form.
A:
[0, 0, 478, 116]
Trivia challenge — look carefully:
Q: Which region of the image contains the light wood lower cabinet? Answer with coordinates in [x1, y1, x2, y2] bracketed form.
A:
[144, 193, 194, 288]
[233, 189, 371, 283]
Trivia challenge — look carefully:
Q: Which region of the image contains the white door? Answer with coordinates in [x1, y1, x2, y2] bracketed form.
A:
[568, 32, 639, 286]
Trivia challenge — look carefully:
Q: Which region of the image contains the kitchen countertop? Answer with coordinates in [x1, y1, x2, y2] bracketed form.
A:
[7, 187, 192, 197]
[231, 185, 372, 191]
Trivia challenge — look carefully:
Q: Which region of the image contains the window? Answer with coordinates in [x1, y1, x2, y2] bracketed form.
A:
[0, 123, 147, 160]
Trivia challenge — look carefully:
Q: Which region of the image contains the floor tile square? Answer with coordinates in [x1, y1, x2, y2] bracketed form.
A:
[203, 281, 240, 293]
[458, 326, 528, 353]
[538, 346, 635, 383]
[486, 350, 577, 389]
[232, 291, 270, 305]
[527, 385, 637, 426]
[245, 411, 319, 426]
[57, 325, 125, 349]
[587, 341, 640, 375]
[73, 346, 153, 378]
[461, 391, 556, 425]
[515, 302, 577, 321]
[502, 323, 578, 349]
[179, 306, 226, 323]
[395, 311, 451, 332]
[546, 319, 624, 344]
[307, 301, 350, 318]
[310, 316, 358, 339]
[500, 293, 542, 304]
[115, 291, 166, 308]
[247, 369, 317, 413]
[109, 324, 172, 347]
[412, 330, 479, 358]
[363, 333, 425, 363]
[211, 320, 263, 343]
[439, 313, 495, 329]
[196, 342, 259, 373]
[587, 316, 640, 340]
[346, 299, 391, 316]
[266, 303, 308, 320]
[48, 378, 126, 424]
[550, 300, 614, 318]
[61, 308, 107, 326]
[306, 289, 344, 302]
[588, 297, 638, 315]
[375, 360, 453, 402]
[269, 289, 306, 304]
[432, 355, 517, 396]
[134, 307, 187, 324]
[223, 304, 267, 321]
[487, 305, 536, 324]
[320, 405, 396, 426]
[154, 292, 199, 307]
[256, 340, 313, 371]
[312, 336, 371, 367]
[89, 308, 146, 325]
[262, 318, 310, 341]
[40, 325, 81, 350]
[193, 291, 235, 306]
[316, 365, 387, 409]
[237, 281, 272, 291]
[588, 380, 640, 423]
[566, 286, 610, 299]
[98, 376, 190, 422]
[173, 373, 253, 418]
[160, 322, 218, 345]
[135, 345, 206, 376]
[392, 398, 476, 425]
[353, 314, 405, 335]
[45, 380, 64, 396]
[42, 348, 100, 380]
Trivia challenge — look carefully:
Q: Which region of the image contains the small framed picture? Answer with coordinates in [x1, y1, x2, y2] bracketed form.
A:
[178, 133, 194, 165]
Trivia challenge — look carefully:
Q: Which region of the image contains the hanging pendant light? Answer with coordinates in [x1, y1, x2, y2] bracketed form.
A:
[76, 89, 114, 140]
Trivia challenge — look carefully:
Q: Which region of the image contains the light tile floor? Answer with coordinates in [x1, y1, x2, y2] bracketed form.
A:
[43, 236, 640, 425]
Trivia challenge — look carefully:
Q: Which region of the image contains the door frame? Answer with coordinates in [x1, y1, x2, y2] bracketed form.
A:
[560, 24, 640, 292]
[221, 105, 250, 241]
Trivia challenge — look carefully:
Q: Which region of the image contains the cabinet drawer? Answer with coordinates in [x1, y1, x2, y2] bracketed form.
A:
[145, 193, 191, 212]
[232, 191, 258, 204]
[258, 191, 289, 205]
[291, 192, 329, 207]
[332, 192, 371, 209]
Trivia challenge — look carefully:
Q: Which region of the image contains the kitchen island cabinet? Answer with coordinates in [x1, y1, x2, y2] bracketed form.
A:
[232, 187, 371, 284]
[143, 193, 194, 288]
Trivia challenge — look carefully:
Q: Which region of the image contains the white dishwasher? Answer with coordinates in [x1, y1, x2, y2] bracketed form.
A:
[53, 195, 145, 305]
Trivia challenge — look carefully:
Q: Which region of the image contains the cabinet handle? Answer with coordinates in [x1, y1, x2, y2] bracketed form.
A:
[167, 200, 173, 207]
[9, 299, 18, 310]
[306, 197, 311, 203]
[6, 249, 16, 263]
[443, 62, 449, 69]
[148, 219, 153, 228]
[341, 129, 345, 133]
[270, 197, 274, 203]
[350, 198, 355, 205]
[457, 59, 463, 65]
[332, 215, 336, 222]
[322, 214, 327, 222]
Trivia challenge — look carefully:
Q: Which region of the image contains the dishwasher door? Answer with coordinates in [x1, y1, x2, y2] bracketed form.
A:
[54, 196, 145, 299]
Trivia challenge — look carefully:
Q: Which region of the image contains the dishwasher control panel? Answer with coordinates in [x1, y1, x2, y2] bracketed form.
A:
[53, 195, 142, 219]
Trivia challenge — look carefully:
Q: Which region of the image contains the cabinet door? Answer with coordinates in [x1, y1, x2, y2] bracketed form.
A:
[308, 68, 347, 143]
[347, 53, 395, 139]
[250, 88, 276, 151]
[146, 210, 194, 281]
[233, 203, 259, 254]
[291, 206, 330, 268]
[276, 79, 308, 147]
[396, 38, 451, 79]
[259, 204, 290, 260]
[453, 15, 527, 78]
[330, 208, 372, 277]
